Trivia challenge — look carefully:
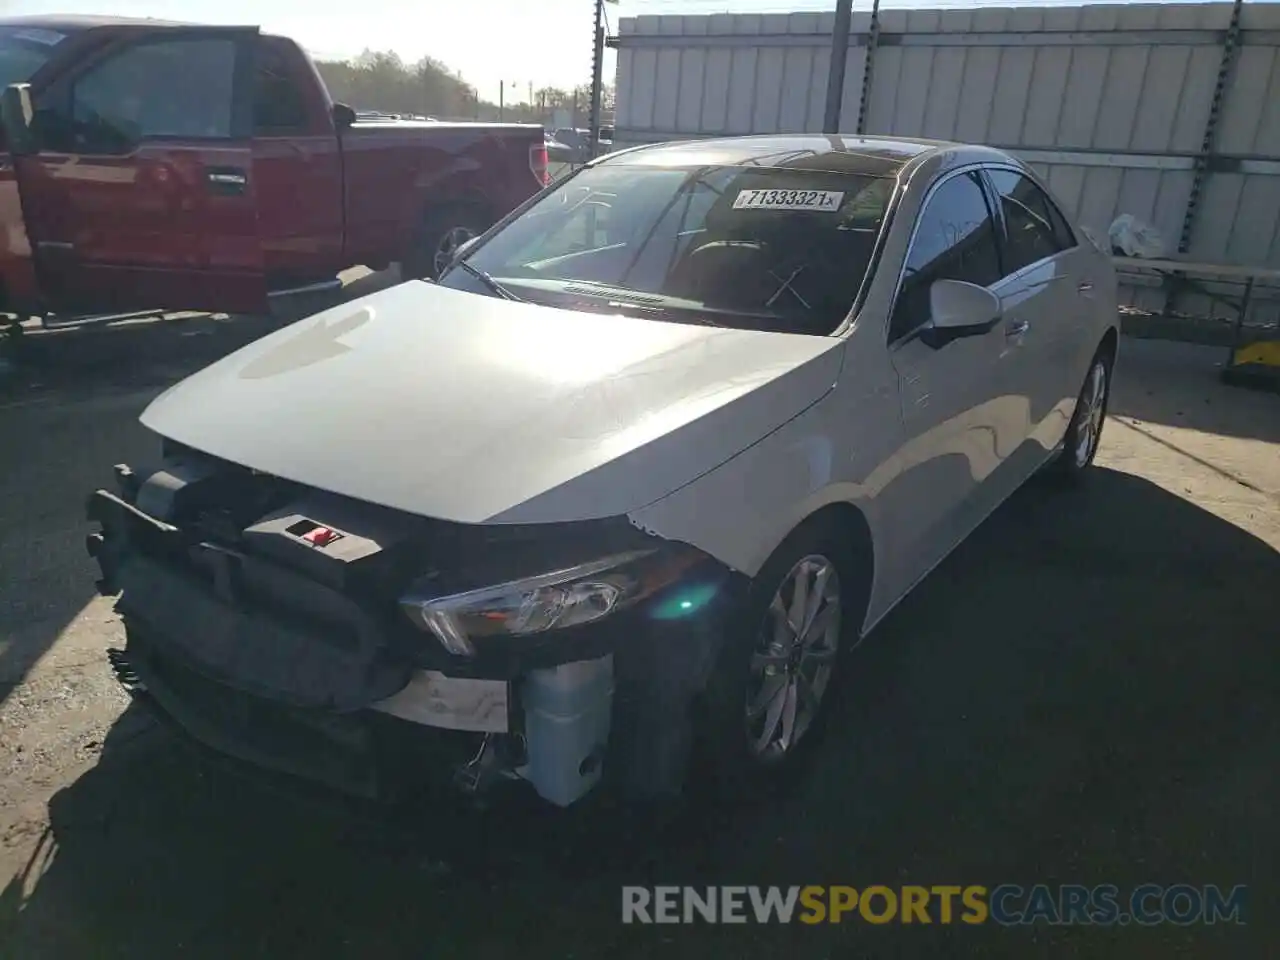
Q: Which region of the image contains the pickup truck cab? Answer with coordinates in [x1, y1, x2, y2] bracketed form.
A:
[0, 17, 549, 320]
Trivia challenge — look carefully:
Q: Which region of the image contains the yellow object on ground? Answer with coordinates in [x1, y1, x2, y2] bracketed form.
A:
[1232, 340, 1280, 368]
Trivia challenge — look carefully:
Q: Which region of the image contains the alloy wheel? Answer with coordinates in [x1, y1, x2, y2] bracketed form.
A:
[1074, 360, 1108, 467]
[745, 555, 842, 763]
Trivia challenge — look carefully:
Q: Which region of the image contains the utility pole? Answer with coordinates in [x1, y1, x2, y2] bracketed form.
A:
[856, 0, 882, 134]
[499, 80, 504, 121]
[823, 0, 853, 133]
[589, 0, 605, 156]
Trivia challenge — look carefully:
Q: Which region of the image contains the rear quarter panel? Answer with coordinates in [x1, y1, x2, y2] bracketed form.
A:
[340, 123, 543, 266]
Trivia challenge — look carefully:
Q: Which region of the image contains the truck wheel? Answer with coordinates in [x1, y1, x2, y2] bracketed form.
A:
[404, 206, 491, 281]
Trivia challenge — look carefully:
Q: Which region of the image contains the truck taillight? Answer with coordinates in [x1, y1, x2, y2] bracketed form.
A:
[530, 142, 550, 187]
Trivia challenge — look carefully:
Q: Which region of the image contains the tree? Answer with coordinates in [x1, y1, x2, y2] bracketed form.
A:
[314, 49, 479, 118]
[535, 87, 571, 111]
[314, 49, 556, 121]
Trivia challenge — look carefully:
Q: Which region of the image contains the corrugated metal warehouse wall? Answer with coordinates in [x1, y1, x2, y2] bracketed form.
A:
[612, 3, 1280, 319]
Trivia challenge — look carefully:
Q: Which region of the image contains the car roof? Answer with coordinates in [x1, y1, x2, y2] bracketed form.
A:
[606, 134, 1013, 178]
[0, 14, 199, 31]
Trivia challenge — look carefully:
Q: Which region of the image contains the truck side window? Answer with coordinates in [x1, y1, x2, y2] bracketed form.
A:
[69, 38, 237, 147]
[253, 42, 309, 134]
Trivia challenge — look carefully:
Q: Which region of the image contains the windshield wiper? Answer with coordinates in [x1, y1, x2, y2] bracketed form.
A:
[453, 260, 523, 302]
[572, 297, 725, 328]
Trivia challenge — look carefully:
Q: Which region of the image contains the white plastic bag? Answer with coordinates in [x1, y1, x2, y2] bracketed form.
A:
[1108, 214, 1166, 259]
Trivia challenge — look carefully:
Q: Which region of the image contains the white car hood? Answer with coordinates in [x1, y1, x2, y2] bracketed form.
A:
[141, 282, 843, 524]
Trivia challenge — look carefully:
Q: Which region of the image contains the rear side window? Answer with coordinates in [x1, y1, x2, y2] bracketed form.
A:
[0, 26, 65, 89]
[71, 38, 237, 142]
[987, 169, 1075, 276]
[890, 171, 1001, 342]
[253, 40, 309, 134]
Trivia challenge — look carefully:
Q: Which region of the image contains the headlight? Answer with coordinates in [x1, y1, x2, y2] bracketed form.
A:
[399, 547, 704, 657]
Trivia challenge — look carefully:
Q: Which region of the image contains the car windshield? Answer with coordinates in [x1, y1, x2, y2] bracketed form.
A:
[437, 162, 894, 336]
[0, 26, 68, 89]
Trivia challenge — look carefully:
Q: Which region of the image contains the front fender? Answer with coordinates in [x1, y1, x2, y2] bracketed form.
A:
[627, 393, 889, 590]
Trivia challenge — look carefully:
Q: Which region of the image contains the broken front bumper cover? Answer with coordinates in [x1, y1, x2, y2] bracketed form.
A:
[108, 635, 486, 804]
[86, 476, 747, 806]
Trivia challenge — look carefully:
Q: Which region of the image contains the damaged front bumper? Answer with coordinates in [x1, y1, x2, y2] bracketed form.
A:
[87, 458, 745, 810]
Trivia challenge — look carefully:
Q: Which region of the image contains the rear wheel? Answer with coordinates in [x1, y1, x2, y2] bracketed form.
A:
[402, 205, 491, 281]
[1049, 347, 1113, 482]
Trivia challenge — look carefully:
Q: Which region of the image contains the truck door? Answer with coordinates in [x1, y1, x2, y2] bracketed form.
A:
[248, 35, 344, 290]
[15, 26, 267, 316]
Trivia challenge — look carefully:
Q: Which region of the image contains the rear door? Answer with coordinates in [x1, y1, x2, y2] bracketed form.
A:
[982, 167, 1086, 462]
[16, 27, 267, 316]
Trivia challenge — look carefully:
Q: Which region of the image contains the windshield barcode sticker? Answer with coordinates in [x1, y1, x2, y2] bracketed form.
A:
[733, 189, 844, 212]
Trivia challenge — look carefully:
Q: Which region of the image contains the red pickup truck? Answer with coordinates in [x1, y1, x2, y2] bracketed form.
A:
[0, 17, 549, 322]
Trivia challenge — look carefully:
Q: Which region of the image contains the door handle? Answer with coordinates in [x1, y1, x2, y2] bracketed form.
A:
[1077, 281, 1094, 295]
[1005, 319, 1030, 338]
[205, 166, 248, 195]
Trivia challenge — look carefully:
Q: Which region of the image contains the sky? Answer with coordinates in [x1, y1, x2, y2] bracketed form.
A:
[1, 0, 1223, 103]
[0, 0, 705, 102]
[0, 0, 853, 102]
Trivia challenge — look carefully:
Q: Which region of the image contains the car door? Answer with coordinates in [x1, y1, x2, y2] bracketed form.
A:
[15, 27, 267, 316]
[983, 167, 1088, 461]
[885, 169, 1011, 588]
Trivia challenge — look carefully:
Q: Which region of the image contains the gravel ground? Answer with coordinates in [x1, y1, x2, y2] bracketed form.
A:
[0, 301, 1277, 959]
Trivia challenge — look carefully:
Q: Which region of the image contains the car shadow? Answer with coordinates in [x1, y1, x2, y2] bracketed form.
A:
[0, 467, 1274, 958]
[0, 268, 408, 707]
[0, 387, 159, 708]
[1110, 337, 1280, 445]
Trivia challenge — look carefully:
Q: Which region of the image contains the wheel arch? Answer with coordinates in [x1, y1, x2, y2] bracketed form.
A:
[419, 192, 495, 227]
[401, 198, 497, 279]
[769, 501, 877, 638]
[1099, 325, 1120, 365]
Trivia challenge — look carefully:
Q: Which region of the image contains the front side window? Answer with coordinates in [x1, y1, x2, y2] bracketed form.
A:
[890, 171, 1001, 342]
[438, 162, 895, 336]
[69, 38, 237, 147]
[987, 169, 1074, 276]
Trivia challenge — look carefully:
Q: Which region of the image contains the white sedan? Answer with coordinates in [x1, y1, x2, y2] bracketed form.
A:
[89, 134, 1118, 810]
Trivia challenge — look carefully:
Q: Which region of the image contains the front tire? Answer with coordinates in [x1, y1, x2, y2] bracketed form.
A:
[695, 524, 859, 792]
[1050, 348, 1113, 482]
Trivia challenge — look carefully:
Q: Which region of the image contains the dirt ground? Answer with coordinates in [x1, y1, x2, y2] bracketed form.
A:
[0, 282, 1277, 959]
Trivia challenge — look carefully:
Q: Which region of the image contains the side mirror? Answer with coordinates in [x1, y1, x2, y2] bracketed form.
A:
[926, 279, 1001, 337]
[331, 102, 356, 129]
[1, 84, 37, 156]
